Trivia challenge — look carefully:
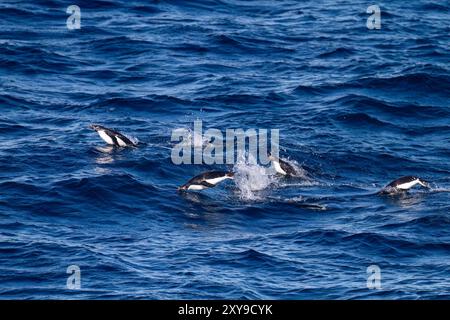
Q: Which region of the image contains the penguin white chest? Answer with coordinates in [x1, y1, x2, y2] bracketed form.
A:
[397, 180, 419, 190]
[115, 136, 128, 147]
[98, 130, 114, 145]
[272, 161, 287, 175]
[205, 176, 230, 185]
[188, 184, 207, 190]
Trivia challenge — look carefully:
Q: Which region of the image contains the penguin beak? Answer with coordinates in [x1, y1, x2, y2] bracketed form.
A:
[178, 185, 187, 191]
[421, 180, 431, 189]
[89, 124, 97, 131]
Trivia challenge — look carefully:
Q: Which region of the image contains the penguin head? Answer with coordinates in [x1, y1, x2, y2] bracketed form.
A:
[417, 178, 431, 189]
[407, 176, 431, 189]
[89, 124, 105, 132]
[267, 152, 278, 162]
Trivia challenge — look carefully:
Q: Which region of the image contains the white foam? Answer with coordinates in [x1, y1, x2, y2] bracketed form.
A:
[126, 135, 139, 145]
[283, 158, 309, 178]
[177, 128, 210, 148]
[431, 187, 450, 193]
[233, 154, 275, 200]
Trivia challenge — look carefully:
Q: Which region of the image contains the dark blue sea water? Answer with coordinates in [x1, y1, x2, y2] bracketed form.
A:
[1, 0, 449, 299]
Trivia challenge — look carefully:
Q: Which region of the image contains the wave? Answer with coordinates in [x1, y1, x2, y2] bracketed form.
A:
[317, 47, 355, 58]
[335, 112, 393, 128]
[79, 36, 155, 56]
[129, 5, 163, 14]
[358, 73, 450, 93]
[279, 228, 450, 257]
[343, 232, 450, 254]
[51, 173, 158, 202]
[293, 73, 450, 95]
[2, 0, 450, 300]
[0, 94, 36, 109]
[197, 92, 286, 106]
[234, 249, 281, 265]
[383, 215, 450, 229]
[330, 94, 450, 120]
[420, 3, 449, 12]
[61, 0, 119, 10]
[89, 95, 194, 113]
[170, 43, 209, 53]
[0, 181, 43, 195]
[0, 7, 50, 21]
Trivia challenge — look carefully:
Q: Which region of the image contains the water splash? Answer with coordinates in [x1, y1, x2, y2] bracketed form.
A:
[269, 157, 309, 179]
[126, 135, 139, 145]
[233, 154, 275, 200]
[176, 127, 211, 148]
[431, 187, 450, 193]
[286, 196, 327, 210]
[286, 158, 309, 179]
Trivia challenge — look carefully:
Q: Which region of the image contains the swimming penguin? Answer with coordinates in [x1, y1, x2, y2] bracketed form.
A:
[268, 153, 297, 177]
[90, 124, 137, 147]
[178, 171, 234, 191]
[380, 176, 430, 194]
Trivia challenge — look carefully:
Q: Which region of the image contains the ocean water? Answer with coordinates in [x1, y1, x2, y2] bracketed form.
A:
[1, 0, 449, 299]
